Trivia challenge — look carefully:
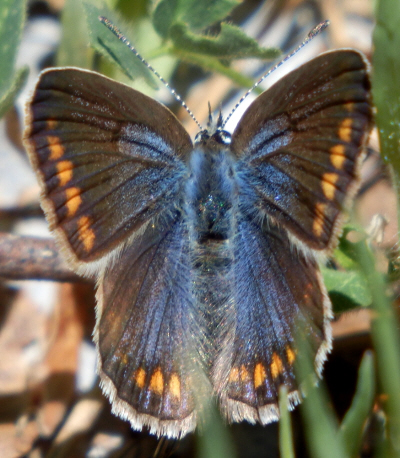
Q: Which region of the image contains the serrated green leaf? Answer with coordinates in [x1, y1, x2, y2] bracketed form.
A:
[0, 0, 27, 116]
[181, 0, 240, 32]
[153, 0, 239, 37]
[170, 22, 280, 60]
[83, 1, 157, 88]
[321, 268, 372, 308]
[57, 0, 92, 68]
[152, 0, 180, 38]
[335, 225, 367, 269]
[173, 48, 256, 89]
[333, 247, 358, 271]
[113, 0, 148, 20]
[341, 223, 366, 238]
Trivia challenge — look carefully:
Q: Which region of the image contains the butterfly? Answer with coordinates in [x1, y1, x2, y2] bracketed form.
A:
[23, 48, 372, 438]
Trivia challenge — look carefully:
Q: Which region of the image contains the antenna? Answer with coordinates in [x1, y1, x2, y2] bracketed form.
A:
[99, 16, 204, 131]
[221, 20, 330, 128]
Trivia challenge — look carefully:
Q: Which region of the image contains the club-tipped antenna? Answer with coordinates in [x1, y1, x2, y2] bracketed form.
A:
[99, 16, 203, 131]
[221, 20, 330, 129]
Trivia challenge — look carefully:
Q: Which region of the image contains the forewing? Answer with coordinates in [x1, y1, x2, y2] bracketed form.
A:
[24, 68, 192, 267]
[232, 50, 372, 250]
[96, 217, 201, 438]
[214, 216, 331, 424]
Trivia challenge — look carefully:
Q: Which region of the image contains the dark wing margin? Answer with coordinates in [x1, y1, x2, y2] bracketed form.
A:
[23, 68, 192, 270]
[231, 50, 373, 251]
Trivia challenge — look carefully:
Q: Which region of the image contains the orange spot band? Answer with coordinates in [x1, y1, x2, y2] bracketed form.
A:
[322, 173, 339, 200]
[149, 368, 164, 395]
[65, 187, 82, 217]
[135, 368, 146, 388]
[313, 202, 327, 237]
[254, 363, 266, 389]
[338, 118, 353, 142]
[271, 353, 283, 379]
[169, 374, 181, 401]
[330, 144, 346, 169]
[56, 161, 73, 186]
[286, 346, 296, 365]
[47, 135, 64, 160]
[77, 216, 95, 252]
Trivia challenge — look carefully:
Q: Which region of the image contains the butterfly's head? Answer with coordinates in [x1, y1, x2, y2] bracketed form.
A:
[194, 127, 231, 146]
[194, 104, 231, 146]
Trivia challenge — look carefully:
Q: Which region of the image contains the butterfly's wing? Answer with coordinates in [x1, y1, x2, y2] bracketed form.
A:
[24, 69, 199, 437]
[232, 50, 372, 250]
[24, 68, 192, 268]
[96, 217, 200, 437]
[215, 50, 372, 422]
[215, 218, 330, 423]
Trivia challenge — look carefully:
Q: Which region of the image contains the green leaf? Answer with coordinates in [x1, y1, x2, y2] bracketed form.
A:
[372, 0, 400, 182]
[333, 247, 358, 271]
[152, 0, 180, 38]
[279, 386, 295, 458]
[339, 352, 375, 458]
[373, 0, 400, 242]
[295, 330, 349, 458]
[57, 0, 92, 68]
[173, 48, 257, 89]
[83, 1, 157, 87]
[153, 0, 240, 37]
[113, 0, 148, 20]
[170, 22, 280, 60]
[334, 225, 367, 270]
[356, 242, 400, 457]
[0, 0, 28, 116]
[180, 0, 240, 32]
[321, 268, 372, 308]
[0, 66, 28, 119]
[196, 404, 237, 458]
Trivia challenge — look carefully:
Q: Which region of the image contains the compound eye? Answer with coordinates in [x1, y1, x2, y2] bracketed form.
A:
[216, 129, 232, 145]
[194, 129, 210, 144]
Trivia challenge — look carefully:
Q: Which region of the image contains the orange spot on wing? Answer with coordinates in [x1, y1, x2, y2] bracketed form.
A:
[169, 374, 181, 401]
[271, 353, 283, 379]
[338, 118, 353, 142]
[344, 102, 354, 112]
[322, 173, 339, 200]
[56, 161, 73, 186]
[149, 368, 164, 395]
[286, 346, 296, 365]
[46, 119, 57, 130]
[77, 216, 95, 252]
[135, 368, 146, 388]
[329, 144, 346, 169]
[254, 363, 266, 389]
[240, 365, 250, 382]
[229, 367, 239, 383]
[65, 187, 82, 216]
[312, 202, 327, 237]
[47, 135, 64, 160]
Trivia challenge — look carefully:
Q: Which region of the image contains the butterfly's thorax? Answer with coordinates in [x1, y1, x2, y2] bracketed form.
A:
[185, 130, 237, 366]
[187, 132, 235, 241]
